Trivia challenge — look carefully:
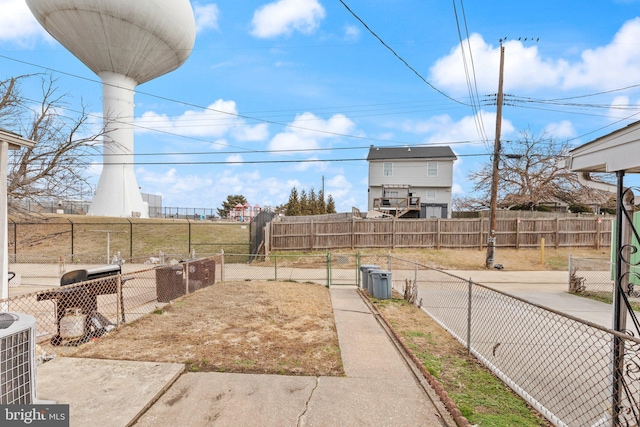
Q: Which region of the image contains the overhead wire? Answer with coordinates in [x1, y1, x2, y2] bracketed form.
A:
[338, 0, 468, 106]
[1, 54, 474, 155]
[452, 0, 489, 144]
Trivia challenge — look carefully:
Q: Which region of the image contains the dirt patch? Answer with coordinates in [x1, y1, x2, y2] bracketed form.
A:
[71, 281, 343, 377]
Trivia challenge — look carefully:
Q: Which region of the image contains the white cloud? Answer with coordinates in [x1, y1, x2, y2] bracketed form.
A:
[326, 174, 351, 189]
[431, 18, 640, 94]
[137, 167, 214, 199]
[194, 3, 220, 33]
[270, 131, 318, 152]
[451, 183, 464, 195]
[138, 168, 178, 185]
[0, 0, 48, 45]
[607, 96, 640, 121]
[213, 170, 298, 208]
[544, 120, 577, 139]
[226, 154, 244, 165]
[232, 123, 269, 142]
[324, 174, 358, 211]
[344, 25, 361, 42]
[430, 34, 564, 95]
[562, 18, 640, 90]
[268, 112, 355, 152]
[135, 99, 269, 142]
[400, 110, 514, 146]
[251, 0, 325, 38]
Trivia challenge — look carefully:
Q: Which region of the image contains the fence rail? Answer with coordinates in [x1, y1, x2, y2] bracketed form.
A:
[8, 219, 250, 261]
[268, 216, 613, 251]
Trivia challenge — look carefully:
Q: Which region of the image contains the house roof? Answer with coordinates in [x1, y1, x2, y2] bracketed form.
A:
[366, 145, 457, 161]
[568, 119, 640, 173]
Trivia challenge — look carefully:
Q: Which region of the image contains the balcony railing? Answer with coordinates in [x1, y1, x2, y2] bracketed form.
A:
[372, 196, 420, 218]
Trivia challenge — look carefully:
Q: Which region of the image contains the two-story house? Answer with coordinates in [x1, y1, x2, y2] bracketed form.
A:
[367, 145, 457, 218]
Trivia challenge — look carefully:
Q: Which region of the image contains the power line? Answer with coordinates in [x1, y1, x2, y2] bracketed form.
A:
[2, 55, 476, 152]
[338, 0, 468, 106]
[7, 152, 489, 167]
[451, 0, 489, 144]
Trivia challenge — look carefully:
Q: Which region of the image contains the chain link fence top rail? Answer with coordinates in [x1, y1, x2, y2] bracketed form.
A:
[9, 219, 250, 261]
[3, 256, 222, 355]
[387, 255, 640, 427]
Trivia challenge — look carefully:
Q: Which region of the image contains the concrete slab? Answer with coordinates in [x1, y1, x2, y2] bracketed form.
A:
[301, 376, 449, 427]
[443, 270, 619, 328]
[133, 372, 317, 427]
[37, 358, 184, 427]
[445, 270, 568, 287]
[330, 288, 410, 378]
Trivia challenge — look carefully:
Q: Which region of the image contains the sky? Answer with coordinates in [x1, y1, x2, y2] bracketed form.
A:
[1, 0, 640, 214]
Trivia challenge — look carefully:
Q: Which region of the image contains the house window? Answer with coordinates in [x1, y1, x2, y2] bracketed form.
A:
[427, 162, 437, 176]
[426, 190, 436, 199]
[383, 162, 393, 176]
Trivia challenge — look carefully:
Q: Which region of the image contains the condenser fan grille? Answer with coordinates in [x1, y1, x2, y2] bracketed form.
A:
[0, 314, 36, 404]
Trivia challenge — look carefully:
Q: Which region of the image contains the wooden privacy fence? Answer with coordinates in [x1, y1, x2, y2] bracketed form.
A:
[267, 216, 613, 251]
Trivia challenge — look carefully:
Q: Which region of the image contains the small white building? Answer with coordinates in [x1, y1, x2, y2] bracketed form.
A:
[367, 146, 457, 218]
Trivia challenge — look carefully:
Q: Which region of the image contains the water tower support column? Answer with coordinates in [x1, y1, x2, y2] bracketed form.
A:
[89, 72, 148, 218]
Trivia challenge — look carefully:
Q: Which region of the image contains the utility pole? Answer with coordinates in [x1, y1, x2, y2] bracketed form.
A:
[485, 41, 505, 269]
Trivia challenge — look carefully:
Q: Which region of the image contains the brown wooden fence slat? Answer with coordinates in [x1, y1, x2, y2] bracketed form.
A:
[268, 217, 614, 251]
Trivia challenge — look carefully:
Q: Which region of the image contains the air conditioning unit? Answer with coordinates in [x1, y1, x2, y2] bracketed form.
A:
[0, 312, 37, 404]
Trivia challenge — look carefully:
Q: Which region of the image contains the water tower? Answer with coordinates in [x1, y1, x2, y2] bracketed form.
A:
[25, 0, 196, 218]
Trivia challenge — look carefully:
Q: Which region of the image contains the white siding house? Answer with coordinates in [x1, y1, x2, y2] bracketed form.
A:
[367, 146, 457, 218]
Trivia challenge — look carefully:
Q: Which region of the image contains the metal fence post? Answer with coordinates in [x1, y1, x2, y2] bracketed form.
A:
[274, 255, 278, 281]
[220, 249, 225, 282]
[67, 218, 74, 261]
[327, 253, 332, 287]
[187, 218, 192, 255]
[467, 278, 472, 355]
[12, 219, 16, 256]
[387, 251, 391, 271]
[568, 254, 572, 291]
[185, 260, 190, 295]
[116, 274, 122, 327]
[128, 219, 133, 260]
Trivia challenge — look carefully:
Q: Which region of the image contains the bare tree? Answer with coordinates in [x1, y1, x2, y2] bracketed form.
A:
[2, 75, 104, 213]
[468, 130, 611, 210]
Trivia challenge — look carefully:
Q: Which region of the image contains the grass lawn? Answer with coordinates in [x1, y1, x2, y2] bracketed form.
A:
[373, 297, 550, 427]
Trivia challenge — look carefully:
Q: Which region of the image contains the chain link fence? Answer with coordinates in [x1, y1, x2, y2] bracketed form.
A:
[568, 256, 614, 297]
[3, 255, 222, 356]
[7, 252, 222, 289]
[388, 255, 640, 427]
[3, 251, 639, 425]
[569, 255, 640, 301]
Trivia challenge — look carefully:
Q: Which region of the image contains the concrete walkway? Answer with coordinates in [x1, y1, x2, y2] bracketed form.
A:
[36, 287, 454, 427]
